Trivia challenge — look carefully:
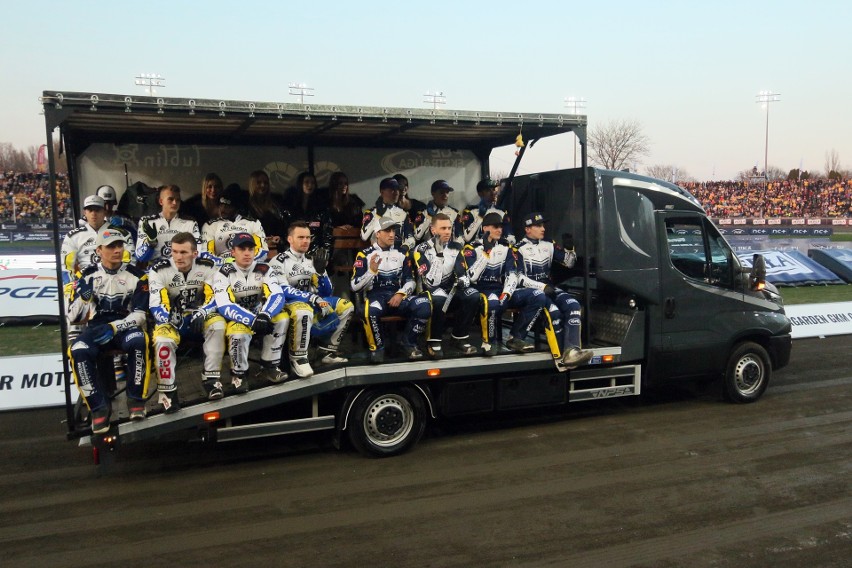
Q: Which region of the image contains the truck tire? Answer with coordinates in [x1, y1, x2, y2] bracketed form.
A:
[723, 341, 771, 403]
[348, 386, 426, 457]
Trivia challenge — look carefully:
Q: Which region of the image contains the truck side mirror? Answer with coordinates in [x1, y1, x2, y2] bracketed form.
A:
[750, 254, 766, 291]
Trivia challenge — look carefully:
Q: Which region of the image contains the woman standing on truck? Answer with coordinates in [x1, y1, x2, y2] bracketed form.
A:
[327, 171, 365, 229]
[182, 173, 223, 227]
[282, 171, 333, 257]
[247, 170, 290, 252]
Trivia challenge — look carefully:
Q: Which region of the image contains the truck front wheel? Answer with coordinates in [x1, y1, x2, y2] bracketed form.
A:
[723, 341, 771, 403]
[348, 387, 426, 457]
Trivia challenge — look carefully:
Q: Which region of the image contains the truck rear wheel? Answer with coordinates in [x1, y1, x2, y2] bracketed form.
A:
[348, 386, 426, 457]
[723, 341, 771, 403]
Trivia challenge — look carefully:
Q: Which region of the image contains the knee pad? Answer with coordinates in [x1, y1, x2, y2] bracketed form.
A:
[204, 314, 226, 332]
[153, 323, 181, 345]
[226, 321, 252, 336]
[335, 298, 354, 317]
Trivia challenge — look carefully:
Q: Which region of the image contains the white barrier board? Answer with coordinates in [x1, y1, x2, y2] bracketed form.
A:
[0, 353, 71, 411]
[785, 302, 852, 339]
[0, 269, 61, 319]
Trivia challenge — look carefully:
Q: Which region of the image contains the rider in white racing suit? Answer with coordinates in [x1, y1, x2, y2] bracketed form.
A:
[268, 221, 354, 378]
[67, 228, 150, 435]
[136, 185, 201, 264]
[148, 232, 226, 406]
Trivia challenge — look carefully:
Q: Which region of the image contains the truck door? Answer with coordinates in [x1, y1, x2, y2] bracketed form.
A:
[658, 212, 743, 379]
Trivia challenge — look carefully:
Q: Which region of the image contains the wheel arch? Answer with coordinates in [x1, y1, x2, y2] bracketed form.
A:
[338, 382, 436, 432]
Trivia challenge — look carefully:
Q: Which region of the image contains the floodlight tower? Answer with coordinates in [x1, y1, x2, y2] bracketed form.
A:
[423, 91, 446, 110]
[134, 74, 165, 96]
[564, 96, 587, 168]
[756, 91, 780, 183]
[289, 83, 315, 104]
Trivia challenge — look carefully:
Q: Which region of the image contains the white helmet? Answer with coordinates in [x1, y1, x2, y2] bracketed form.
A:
[96, 184, 117, 204]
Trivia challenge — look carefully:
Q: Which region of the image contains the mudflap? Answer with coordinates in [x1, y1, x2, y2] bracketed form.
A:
[91, 429, 119, 477]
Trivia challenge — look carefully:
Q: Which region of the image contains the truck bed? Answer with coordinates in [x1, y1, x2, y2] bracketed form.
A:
[81, 343, 634, 446]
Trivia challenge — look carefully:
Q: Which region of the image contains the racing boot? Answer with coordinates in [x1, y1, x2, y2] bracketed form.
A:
[203, 378, 224, 401]
[230, 372, 250, 394]
[317, 344, 348, 365]
[506, 336, 535, 354]
[158, 389, 181, 414]
[562, 347, 594, 369]
[90, 405, 112, 435]
[255, 361, 288, 384]
[452, 335, 477, 356]
[290, 356, 314, 379]
[426, 339, 443, 360]
[127, 398, 147, 421]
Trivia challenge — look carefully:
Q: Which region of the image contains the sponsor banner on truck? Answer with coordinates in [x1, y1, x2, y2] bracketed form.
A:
[0, 353, 70, 411]
[785, 302, 852, 339]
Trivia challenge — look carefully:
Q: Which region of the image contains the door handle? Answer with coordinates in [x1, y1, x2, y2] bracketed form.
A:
[664, 297, 675, 319]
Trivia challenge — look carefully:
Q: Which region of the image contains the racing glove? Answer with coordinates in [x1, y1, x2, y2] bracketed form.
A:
[250, 312, 273, 336]
[189, 309, 207, 335]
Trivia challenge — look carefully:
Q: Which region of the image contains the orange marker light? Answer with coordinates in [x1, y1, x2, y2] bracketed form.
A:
[203, 411, 220, 422]
[602, 355, 615, 363]
[427, 369, 441, 377]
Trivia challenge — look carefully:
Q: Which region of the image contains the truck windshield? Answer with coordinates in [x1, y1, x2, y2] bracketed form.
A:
[666, 217, 733, 287]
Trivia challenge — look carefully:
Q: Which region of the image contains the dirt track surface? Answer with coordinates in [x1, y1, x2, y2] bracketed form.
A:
[1, 336, 850, 567]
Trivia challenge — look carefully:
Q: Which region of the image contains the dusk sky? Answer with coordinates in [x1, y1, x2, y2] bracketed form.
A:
[2, 0, 849, 180]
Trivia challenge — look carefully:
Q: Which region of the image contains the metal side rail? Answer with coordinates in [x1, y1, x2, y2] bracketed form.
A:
[80, 346, 626, 446]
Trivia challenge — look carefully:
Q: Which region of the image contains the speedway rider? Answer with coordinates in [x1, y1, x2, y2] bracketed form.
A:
[269, 221, 354, 377]
[61, 194, 135, 340]
[351, 217, 432, 363]
[457, 178, 514, 245]
[213, 232, 310, 391]
[412, 179, 461, 244]
[68, 228, 150, 434]
[136, 184, 201, 264]
[413, 213, 479, 358]
[465, 212, 549, 356]
[95, 184, 138, 242]
[200, 183, 268, 264]
[148, 232, 226, 408]
[360, 177, 416, 251]
[514, 212, 593, 371]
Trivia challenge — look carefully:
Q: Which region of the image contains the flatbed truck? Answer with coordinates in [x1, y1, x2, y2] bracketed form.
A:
[40, 91, 792, 461]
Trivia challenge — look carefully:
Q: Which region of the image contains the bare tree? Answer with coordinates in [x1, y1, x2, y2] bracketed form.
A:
[588, 119, 650, 171]
[645, 164, 693, 184]
[825, 148, 841, 178]
[25, 145, 39, 171]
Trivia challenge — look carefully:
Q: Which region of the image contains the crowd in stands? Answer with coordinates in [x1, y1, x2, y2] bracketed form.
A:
[683, 178, 852, 218]
[2, 170, 851, 222]
[0, 171, 72, 222]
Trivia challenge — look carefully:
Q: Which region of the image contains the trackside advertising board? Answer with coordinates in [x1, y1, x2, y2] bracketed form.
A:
[784, 302, 852, 339]
[0, 354, 70, 411]
[0, 269, 61, 320]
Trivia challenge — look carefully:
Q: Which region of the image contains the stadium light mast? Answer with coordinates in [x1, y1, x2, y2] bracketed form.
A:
[134, 73, 165, 96]
[756, 91, 780, 183]
[289, 83, 314, 104]
[423, 91, 446, 110]
[564, 96, 587, 168]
